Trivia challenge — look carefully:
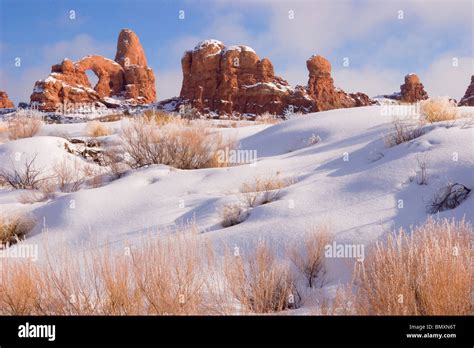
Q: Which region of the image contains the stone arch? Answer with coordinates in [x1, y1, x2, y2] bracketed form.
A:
[75, 55, 125, 98]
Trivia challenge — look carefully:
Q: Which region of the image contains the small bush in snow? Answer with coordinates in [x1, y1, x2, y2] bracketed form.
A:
[385, 118, 424, 147]
[288, 226, 332, 288]
[0, 213, 36, 246]
[0, 155, 45, 189]
[307, 133, 321, 146]
[121, 118, 235, 170]
[239, 174, 294, 207]
[255, 112, 280, 124]
[52, 158, 89, 193]
[85, 121, 112, 137]
[427, 183, 471, 214]
[7, 113, 42, 140]
[220, 203, 248, 227]
[415, 155, 428, 185]
[420, 97, 459, 123]
[351, 218, 472, 315]
[224, 241, 301, 313]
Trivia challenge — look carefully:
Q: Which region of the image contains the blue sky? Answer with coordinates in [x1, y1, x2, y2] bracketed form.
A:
[0, 0, 472, 104]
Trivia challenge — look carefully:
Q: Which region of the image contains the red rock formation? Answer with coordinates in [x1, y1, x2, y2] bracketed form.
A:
[459, 75, 474, 106]
[180, 40, 313, 115]
[0, 91, 15, 108]
[179, 41, 372, 116]
[306, 55, 373, 112]
[30, 29, 156, 112]
[399, 74, 428, 103]
[115, 29, 148, 67]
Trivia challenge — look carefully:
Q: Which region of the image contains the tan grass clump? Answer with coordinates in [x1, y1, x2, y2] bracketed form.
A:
[7, 115, 42, 140]
[353, 218, 472, 315]
[224, 241, 300, 313]
[121, 118, 235, 169]
[420, 97, 459, 123]
[0, 213, 36, 246]
[239, 174, 294, 207]
[288, 226, 332, 288]
[85, 121, 112, 137]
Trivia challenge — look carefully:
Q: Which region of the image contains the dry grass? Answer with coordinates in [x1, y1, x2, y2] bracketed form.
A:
[0, 213, 36, 246]
[17, 179, 56, 204]
[7, 114, 42, 140]
[325, 218, 473, 315]
[255, 112, 281, 125]
[220, 203, 248, 228]
[85, 121, 112, 137]
[0, 217, 469, 315]
[0, 225, 211, 315]
[121, 118, 235, 169]
[52, 158, 88, 193]
[420, 97, 459, 123]
[385, 118, 424, 147]
[239, 174, 294, 207]
[142, 109, 183, 127]
[0, 155, 45, 190]
[224, 241, 300, 313]
[288, 226, 332, 288]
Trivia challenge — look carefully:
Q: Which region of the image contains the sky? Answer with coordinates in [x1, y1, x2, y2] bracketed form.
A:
[0, 0, 473, 104]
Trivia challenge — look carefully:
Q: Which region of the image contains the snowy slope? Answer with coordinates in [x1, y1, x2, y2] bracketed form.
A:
[1, 105, 473, 293]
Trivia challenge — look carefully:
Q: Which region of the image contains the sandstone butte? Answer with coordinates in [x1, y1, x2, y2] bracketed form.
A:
[458, 75, 474, 106]
[30, 29, 156, 112]
[385, 73, 429, 103]
[0, 90, 15, 109]
[178, 39, 374, 115]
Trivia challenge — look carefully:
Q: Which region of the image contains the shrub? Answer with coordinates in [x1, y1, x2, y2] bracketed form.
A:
[17, 179, 56, 204]
[0, 223, 212, 315]
[239, 174, 293, 207]
[0, 155, 45, 189]
[0, 213, 36, 246]
[385, 118, 424, 147]
[85, 121, 112, 137]
[220, 203, 248, 228]
[415, 155, 428, 185]
[427, 183, 471, 214]
[121, 119, 235, 169]
[255, 112, 281, 124]
[52, 158, 88, 192]
[7, 114, 42, 140]
[420, 97, 459, 123]
[288, 226, 332, 288]
[353, 218, 472, 315]
[224, 241, 300, 313]
[143, 110, 181, 127]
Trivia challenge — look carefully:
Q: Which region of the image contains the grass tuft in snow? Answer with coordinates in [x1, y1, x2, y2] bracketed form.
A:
[0, 213, 36, 246]
[420, 97, 459, 123]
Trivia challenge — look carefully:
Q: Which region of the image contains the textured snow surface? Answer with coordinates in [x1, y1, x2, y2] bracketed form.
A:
[1, 106, 473, 308]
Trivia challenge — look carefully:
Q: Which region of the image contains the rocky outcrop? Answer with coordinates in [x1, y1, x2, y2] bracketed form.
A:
[179, 40, 312, 115]
[178, 40, 372, 116]
[30, 29, 156, 112]
[385, 74, 428, 103]
[400, 74, 428, 102]
[458, 75, 474, 106]
[0, 91, 14, 108]
[306, 55, 373, 112]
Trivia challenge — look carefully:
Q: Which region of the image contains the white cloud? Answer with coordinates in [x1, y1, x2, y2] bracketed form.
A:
[422, 55, 474, 100]
[333, 67, 402, 97]
[155, 69, 183, 100]
[42, 34, 115, 63]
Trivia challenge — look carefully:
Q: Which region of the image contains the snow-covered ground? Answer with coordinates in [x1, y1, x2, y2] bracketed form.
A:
[1, 105, 473, 309]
